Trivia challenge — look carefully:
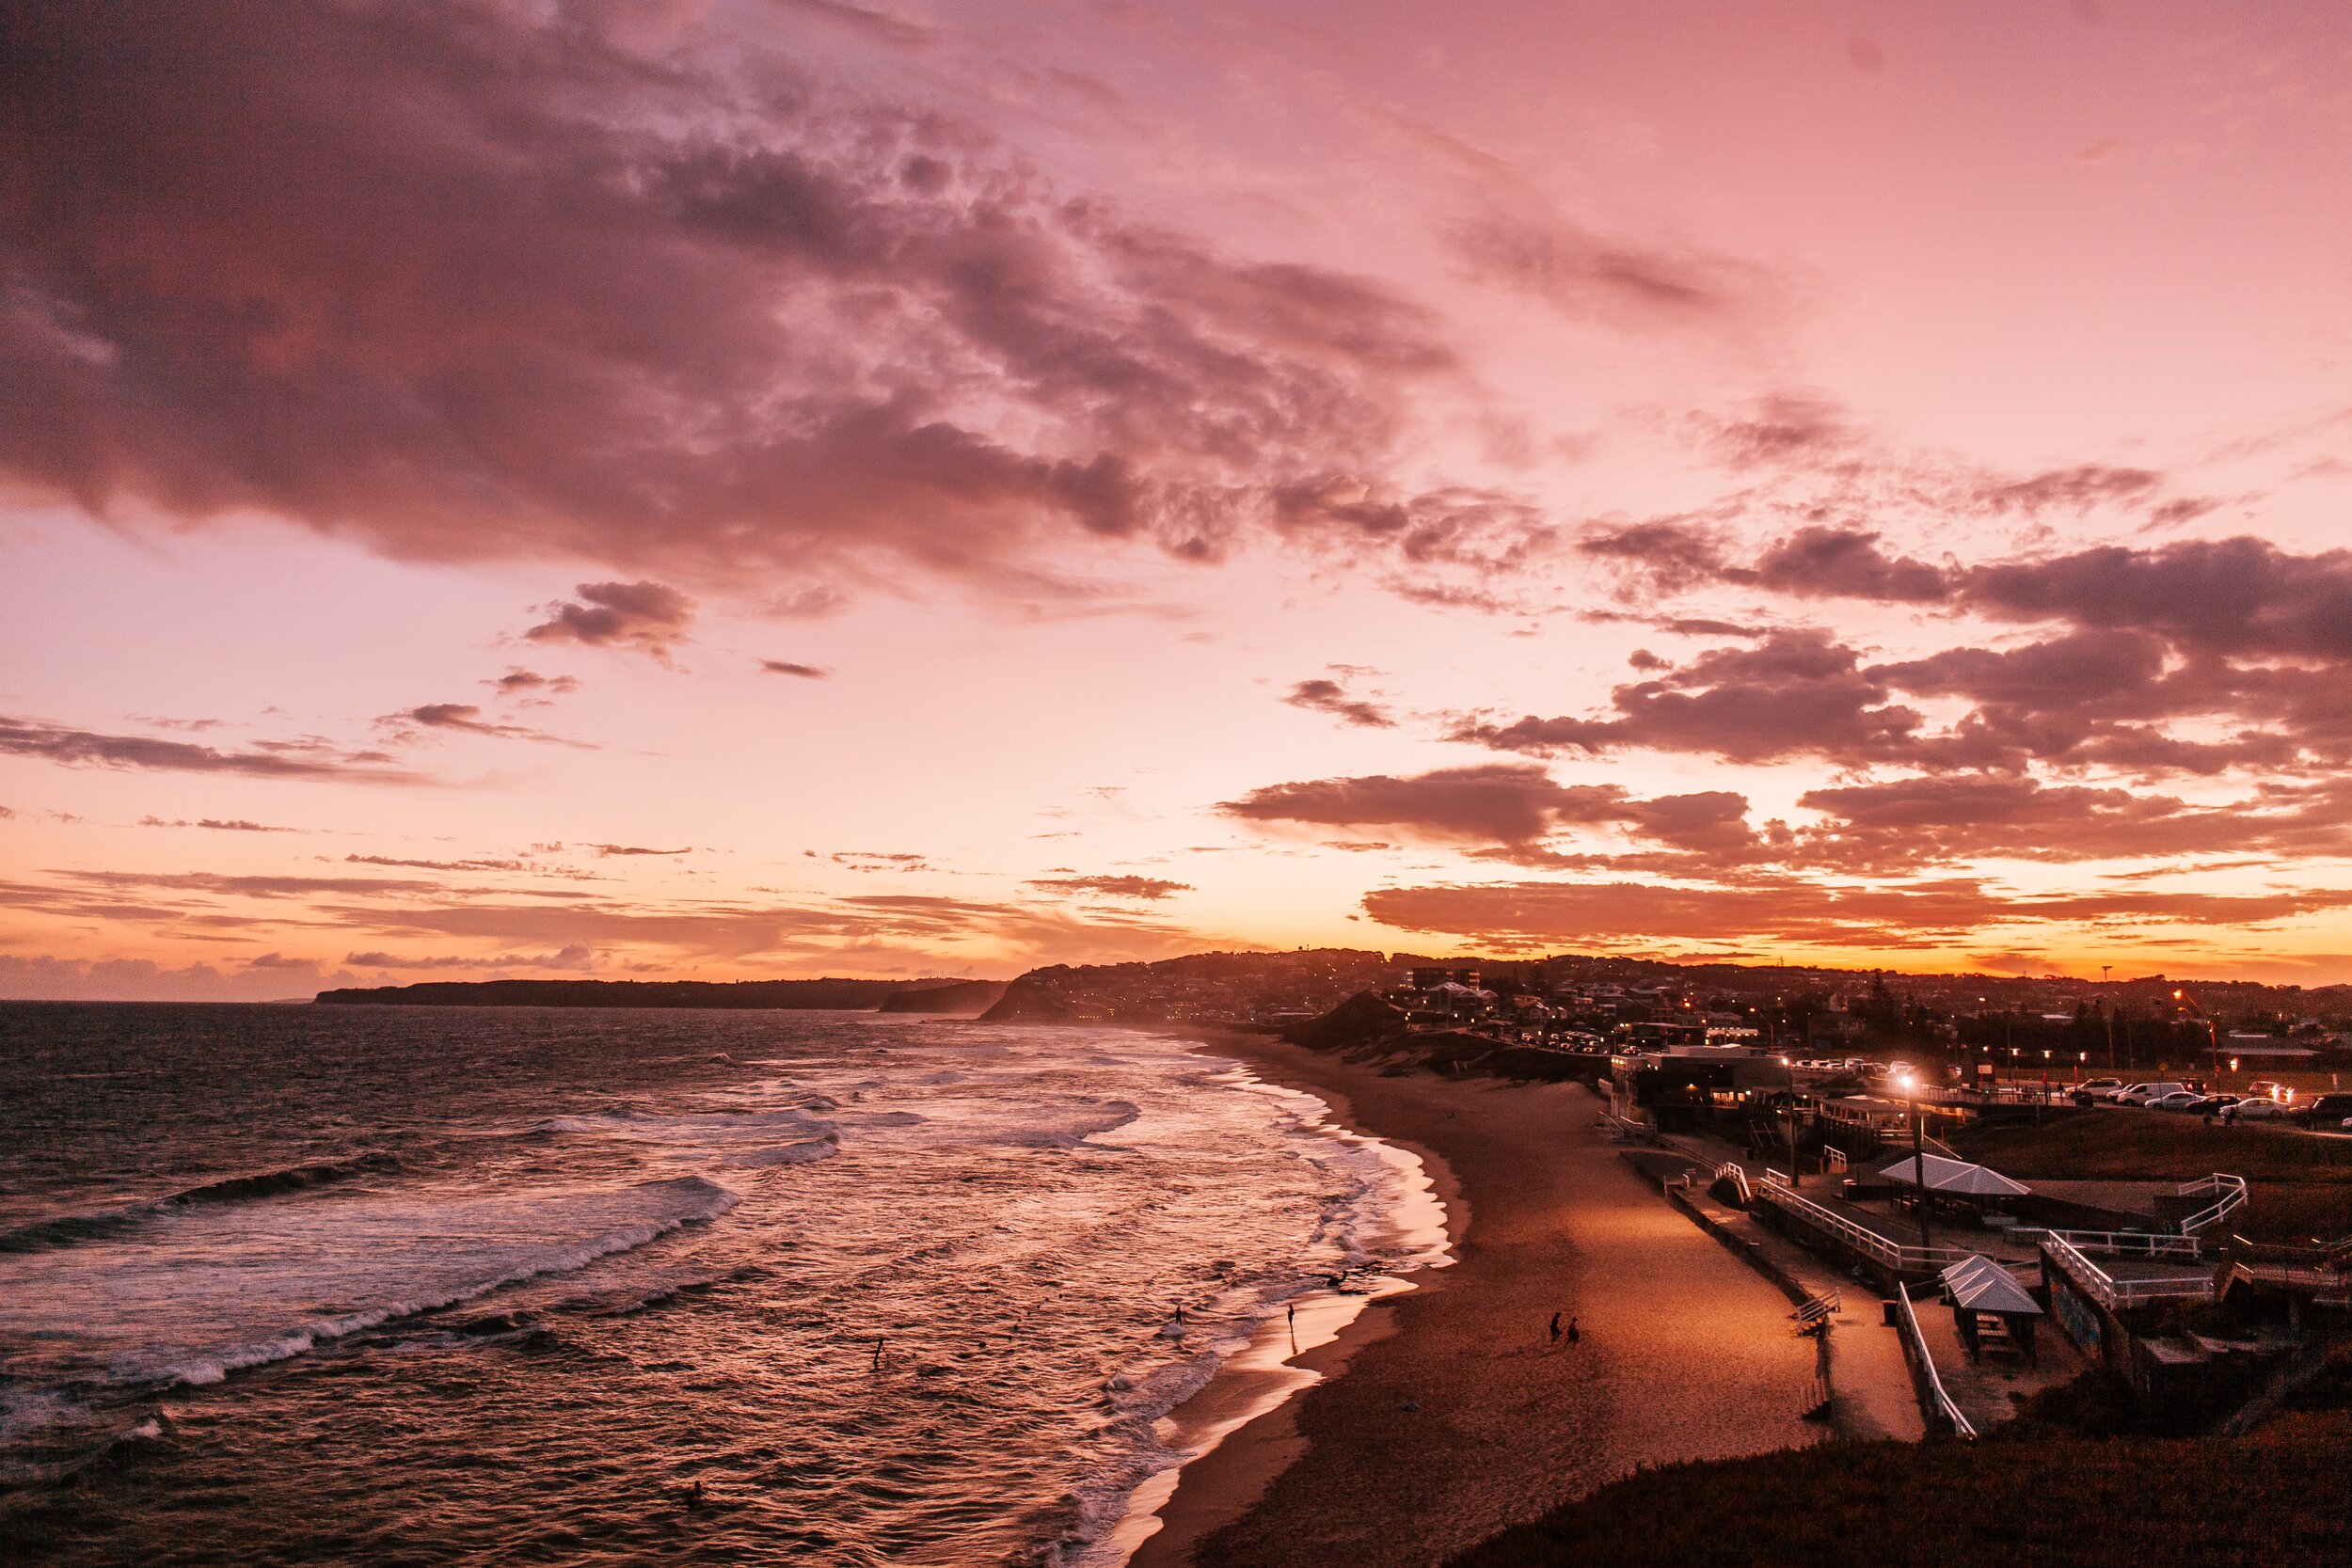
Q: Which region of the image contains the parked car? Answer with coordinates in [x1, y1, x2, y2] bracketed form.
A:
[2151, 1091, 2210, 1112]
[2291, 1093, 2352, 1128]
[2071, 1078, 2124, 1105]
[2246, 1080, 2291, 1101]
[2220, 1098, 2291, 1122]
[2197, 1094, 2241, 1117]
[2118, 1082, 2189, 1106]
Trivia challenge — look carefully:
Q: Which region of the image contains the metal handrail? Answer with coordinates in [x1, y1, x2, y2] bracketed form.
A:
[1715, 1161, 1753, 1205]
[1896, 1281, 1976, 1439]
[2044, 1228, 2202, 1260]
[2176, 1173, 2249, 1237]
[2042, 1231, 2214, 1310]
[1756, 1171, 1973, 1273]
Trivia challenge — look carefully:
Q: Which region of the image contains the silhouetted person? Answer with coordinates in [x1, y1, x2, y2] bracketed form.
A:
[1549, 1311, 1562, 1344]
[1566, 1317, 1581, 1344]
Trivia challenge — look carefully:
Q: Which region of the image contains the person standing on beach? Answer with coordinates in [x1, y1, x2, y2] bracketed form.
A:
[1566, 1316, 1581, 1344]
[1549, 1311, 1562, 1345]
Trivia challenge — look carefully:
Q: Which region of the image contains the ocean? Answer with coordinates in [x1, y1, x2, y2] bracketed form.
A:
[0, 1004, 1443, 1565]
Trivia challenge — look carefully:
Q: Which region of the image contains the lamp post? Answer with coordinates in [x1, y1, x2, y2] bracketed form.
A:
[1898, 1069, 1931, 1253]
[1780, 1054, 1800, 1189]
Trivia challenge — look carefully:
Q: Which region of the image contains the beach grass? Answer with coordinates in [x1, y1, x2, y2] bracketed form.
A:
[1450, 1393, 2352, 1568]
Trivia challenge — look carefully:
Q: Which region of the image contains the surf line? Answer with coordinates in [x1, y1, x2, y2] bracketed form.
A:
[1097, 1044, 1455, 1565]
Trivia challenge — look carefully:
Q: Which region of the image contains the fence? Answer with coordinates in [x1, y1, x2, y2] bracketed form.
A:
[1754, 1171, 1974, 1275]
[2040, 1230, 2216, 1311]
[2175, 1173, 2249, 1236]
[1715, 1161, 1753, 1205]
[1895, 1281, 1976, 1439]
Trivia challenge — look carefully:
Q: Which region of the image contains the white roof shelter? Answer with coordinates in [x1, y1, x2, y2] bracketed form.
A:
[1941, 1254, 2043, 1316]
[1875, 1151, 2032, 1198]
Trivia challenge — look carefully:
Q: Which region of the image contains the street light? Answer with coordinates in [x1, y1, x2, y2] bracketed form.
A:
[1779, 1054, 1801, 1189]
[1896, 1069, 1931, 1253]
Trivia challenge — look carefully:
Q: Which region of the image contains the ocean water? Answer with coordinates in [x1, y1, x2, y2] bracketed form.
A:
[0, 1004, 1440, 1565]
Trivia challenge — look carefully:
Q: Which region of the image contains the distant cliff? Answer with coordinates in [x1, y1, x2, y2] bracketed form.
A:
[977, 948, 1395, 1025]
[314, 977, 982, 1009]
[875, 979, 1009, 1015]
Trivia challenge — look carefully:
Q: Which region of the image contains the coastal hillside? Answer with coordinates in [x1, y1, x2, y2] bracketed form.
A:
[313, 977, 977, 1009]
[876, 979, 1009, 1015]
[977, 948, 1393, 1024]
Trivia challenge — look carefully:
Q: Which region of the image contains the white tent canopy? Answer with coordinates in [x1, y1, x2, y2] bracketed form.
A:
[1873, 1151, 2031, 1198]
[1941, 1254, 2043, 1316]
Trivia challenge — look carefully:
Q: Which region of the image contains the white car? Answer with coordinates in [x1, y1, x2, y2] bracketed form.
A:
[2151, 1092, 2209, 1113]
[2118, 1082, 2189, 1106]
[2219, 1098, 2290, 1122]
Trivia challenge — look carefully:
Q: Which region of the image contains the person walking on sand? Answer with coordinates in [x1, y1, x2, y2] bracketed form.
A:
[1549, 1310, 1562, 1345]
[1566, 1316, 1581, 1345]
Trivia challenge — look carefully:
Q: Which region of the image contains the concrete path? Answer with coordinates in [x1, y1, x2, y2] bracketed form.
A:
[1653, 1131, 1929, 1444]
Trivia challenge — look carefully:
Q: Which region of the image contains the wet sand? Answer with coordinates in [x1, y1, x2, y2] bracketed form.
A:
[1128, 1037, 1824, 1568]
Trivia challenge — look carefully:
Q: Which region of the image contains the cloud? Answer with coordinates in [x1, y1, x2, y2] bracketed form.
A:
[1024, 875, 1192, 900]
[1451, 216, 1760, 329]
[525, 582, 696, 658]
[1219, 763, 1636, 846]
[1283, 677, 1395, 728]
[589, 843, 693, 857]
[758, 659, 830, 678]
[140, 816, 300, 832]
[345, 944, 596, 972]
[0, 953, 363, 1002]
[1450, 631, 1920, 767]
[0, 716, 422, 783]
[1363, 878, 2352, 951]
[486, 669, 580, 700]
[0, 1, 1472, 596]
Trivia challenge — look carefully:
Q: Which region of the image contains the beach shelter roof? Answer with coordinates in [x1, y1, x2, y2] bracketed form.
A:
[1941, 1254, 2043, 1316]
[1874, 1151, 2032, 1198]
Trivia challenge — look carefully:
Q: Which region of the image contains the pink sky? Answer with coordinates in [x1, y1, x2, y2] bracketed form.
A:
[8, 0, 2352, 999]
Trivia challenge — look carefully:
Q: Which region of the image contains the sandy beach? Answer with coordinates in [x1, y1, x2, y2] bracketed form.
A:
[1128, 1036, 1826, 1568]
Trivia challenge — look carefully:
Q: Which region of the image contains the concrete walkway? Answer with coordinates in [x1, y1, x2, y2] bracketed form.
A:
[1645, 1131, 1928, 1443]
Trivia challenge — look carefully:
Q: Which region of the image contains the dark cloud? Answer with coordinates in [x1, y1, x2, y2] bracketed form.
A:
[758, 659, 830, 678]
[346, 853, 532, 873]
[1219, 764, 1631, 845]
[589, 843, 693, 857]
[525, 582, 696, 657]
[1450, 631, 1921, 767]
[1024, 875, 1193, 900]
[1283, 677, 1395, 729]
[0, 716, 422, 783]
[0, 1, 1472, 594]
[486, 669, 580, 699]
[140, 816, 300, 832]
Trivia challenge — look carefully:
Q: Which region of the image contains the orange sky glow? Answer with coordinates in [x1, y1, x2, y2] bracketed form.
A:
[8, 0, 2352, 998]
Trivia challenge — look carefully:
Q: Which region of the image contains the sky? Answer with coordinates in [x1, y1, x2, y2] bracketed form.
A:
[7, 0, 2352, 999]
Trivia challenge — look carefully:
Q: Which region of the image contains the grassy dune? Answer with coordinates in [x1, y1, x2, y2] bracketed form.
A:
[1452, 1377, 2351, 1568]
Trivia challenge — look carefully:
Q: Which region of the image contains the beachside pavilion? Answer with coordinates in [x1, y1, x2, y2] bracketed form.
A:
[1871, 1151, 2032, 1221]
[1939, 1253, 2044, 1364]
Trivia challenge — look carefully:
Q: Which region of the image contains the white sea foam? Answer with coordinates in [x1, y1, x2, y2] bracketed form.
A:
[0, 1176, 738, 1399]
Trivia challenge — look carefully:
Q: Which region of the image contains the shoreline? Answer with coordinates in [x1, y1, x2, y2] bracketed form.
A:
[1102, 1036, 1466, 1565]
[1125, 1033, 1826, 1568]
